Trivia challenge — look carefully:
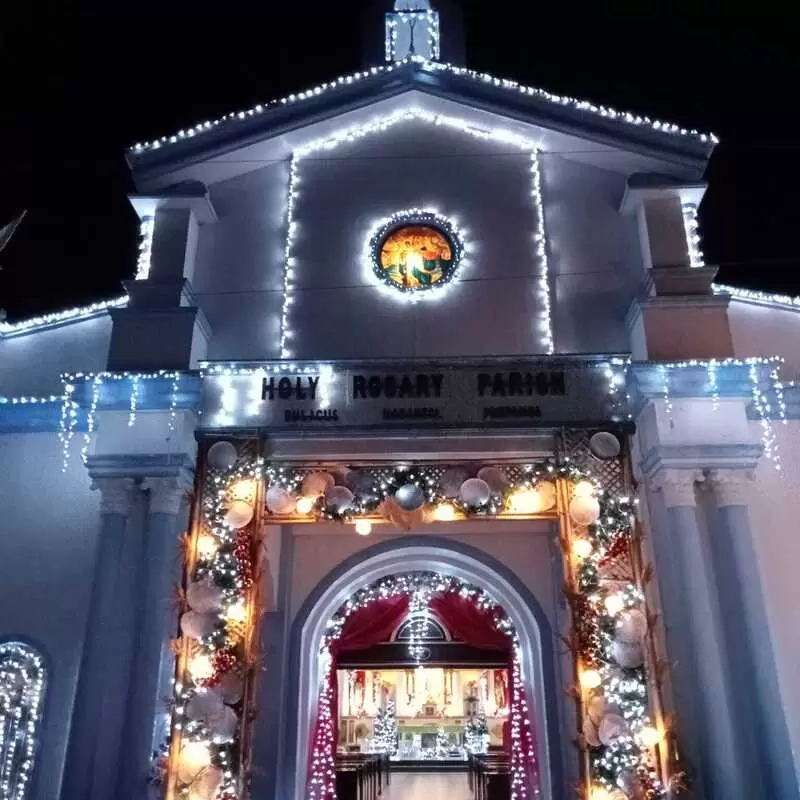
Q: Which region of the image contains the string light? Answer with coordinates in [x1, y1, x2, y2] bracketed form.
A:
[714, 283, 800, 309]
[385, 11, 440, 62]
[135, 216, 155, 280]
[128, 374, 140, 427]
[681, 201, 704, 267]
[0, 642, 46, 800]
[81, 376, 101, 463]
[283, 106, 555, 352]
[128, 57, 716, 156]
[0, 296, 127, 339]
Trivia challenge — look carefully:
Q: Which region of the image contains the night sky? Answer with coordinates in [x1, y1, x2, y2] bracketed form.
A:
[1, 1, 799, 320]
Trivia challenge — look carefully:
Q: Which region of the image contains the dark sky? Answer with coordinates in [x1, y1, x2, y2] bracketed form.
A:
[1, 1, 799, 320]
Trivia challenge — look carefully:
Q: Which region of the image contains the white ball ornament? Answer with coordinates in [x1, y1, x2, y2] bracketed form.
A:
[302, 471, 334, 498]
[598, 712, 629, 746]
[224, 499, 254, 529]
[477, 466, 508, 492]
[265, 485, 295, 515]
[180, 611, 218, 640]
[186, 580, 222, 614]
[218, 670, 245, 705]
[188, 765, 224, 800]
[536, 480, 556, 510]
[207, 441, 237, 471]
[186, 690, 225, 723]
[330, 466, 351, 486]
[459, 478, 491, 507]
[616, 608, 648, 644]
[394, 483, 425, 511]
[439, 467, 468, 497]
[569, 495, 601, 526]
[208, 705, 238, 742]
[325, 485, 354, 513]
[178, 741, 211, 784]
[612, 640, 645, 669]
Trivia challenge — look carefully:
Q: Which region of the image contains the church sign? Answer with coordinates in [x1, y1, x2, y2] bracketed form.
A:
[200, 358, 627, 430]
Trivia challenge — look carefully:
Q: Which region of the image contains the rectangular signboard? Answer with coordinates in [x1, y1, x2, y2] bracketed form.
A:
[199, 359, 627, 430]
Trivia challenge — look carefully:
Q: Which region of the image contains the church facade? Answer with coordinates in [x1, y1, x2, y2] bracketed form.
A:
[1, 4, 799, 800]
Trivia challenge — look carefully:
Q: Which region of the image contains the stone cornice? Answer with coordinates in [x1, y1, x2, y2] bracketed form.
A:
[641, 444, 763, 478]
[86, 453, 195, 482]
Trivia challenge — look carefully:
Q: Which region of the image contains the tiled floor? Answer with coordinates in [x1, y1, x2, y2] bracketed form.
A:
[384, 772, 469, 800]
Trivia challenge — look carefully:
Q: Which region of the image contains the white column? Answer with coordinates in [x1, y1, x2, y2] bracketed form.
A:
[707, 470, 798, 799]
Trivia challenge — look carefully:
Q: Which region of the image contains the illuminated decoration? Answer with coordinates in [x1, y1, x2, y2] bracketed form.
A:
[128, 57, 716, 156]
[0, 641, 47, 800]
[385, 10, 440, 62]
[0, 296, 128, 339]
[282, 107, 554, 354]
[368, 211, 463, 295]
[681, 202, 704, 267]
[135, 216, 155, 279]
[164, 452, 262, 799]
[311, 572, 538, 800]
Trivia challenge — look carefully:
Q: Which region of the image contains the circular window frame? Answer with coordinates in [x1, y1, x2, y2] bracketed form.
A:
[368, 210, 464, 297]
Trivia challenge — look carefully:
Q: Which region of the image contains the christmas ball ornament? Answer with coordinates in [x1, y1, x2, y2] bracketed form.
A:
[295, 495, 315, 515]
[590, 431, 621, 460]
[330, 465, 351, 486]
[477, 466, 507, 492]
[266, 485, 294, 515]
[507, 488, 542, 514]
[587, 693, 606, 725]
[188, 766, 223, 800]
[599, 712, 628, 746]
[218, 670, 245, 705]
[178, 741, 211, 784]
[345, 469, 374, 497]
[207, 441, 237, 471]
[186, 690, 225, 723]
[569, 495, 601, 526]
[459, 478, 491, 507]
[573, 480, 595, 498]
[224, 499, 254, 529]
[302, 471, 334, 498]
[186, 580, 222, 614]
[439, 467, 468, 497]
[208, 705, 238, 741]
[616, 608, 648, 644]
[180, 611, 217, 640]
[325, 485, 354, 513]
[536, 480, 556, 510]
[582, 714, 602, 747]
[612, 640, 645, 668]
[394, 483, 425, 511]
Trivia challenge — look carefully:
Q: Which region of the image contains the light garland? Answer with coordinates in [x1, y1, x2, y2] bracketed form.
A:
[128, 57, 716, 156]
[363, 208, 465, 299]
[165, 452, 263, 799]
[0, 296, 128, 339]
[385, 11, 440, 62]
[314, 572, 537, 800]
[713, 283, 800, 311]
[135, 216, 155, 280]
[0, 642, 46, 800]
[680, 202, 703, 267]
[282, 106, 555, 353]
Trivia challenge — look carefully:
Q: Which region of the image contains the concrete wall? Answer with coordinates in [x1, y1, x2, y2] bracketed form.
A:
[192, 120, 641, 361]
[728, 300, 800, 380]
[0, 433, 100, 800]
[0, 316, 112, 396]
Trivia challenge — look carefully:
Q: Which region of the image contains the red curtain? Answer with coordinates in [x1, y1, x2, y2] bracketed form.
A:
[429, 593, 512, 652]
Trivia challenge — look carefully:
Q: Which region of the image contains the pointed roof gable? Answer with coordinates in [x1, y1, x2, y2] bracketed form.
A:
[127, 58, 716, 183]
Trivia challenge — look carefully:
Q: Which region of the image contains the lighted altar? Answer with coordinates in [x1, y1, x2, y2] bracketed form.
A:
[337, 667, 509, 760]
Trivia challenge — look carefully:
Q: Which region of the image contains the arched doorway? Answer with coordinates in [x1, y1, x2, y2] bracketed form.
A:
[285, 537, 565, 800]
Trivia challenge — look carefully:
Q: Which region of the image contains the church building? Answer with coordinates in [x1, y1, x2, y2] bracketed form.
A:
[1, 3, 799, 800]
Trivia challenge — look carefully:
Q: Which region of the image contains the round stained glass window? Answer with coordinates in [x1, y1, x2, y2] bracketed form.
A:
[369, 211, 463, 295]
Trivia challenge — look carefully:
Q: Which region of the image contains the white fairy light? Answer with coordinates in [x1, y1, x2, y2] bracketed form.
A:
[168, 372, 180, 432]
[128, 57, 716, 156]
[135, 216, 155, 280]
[81, 376, 102, 463]
[714, 283, 800, 310]
[0, 642, 46, 800]
[749, 363, 780, 470]
[283, 107, 555, 352]
[681, 201, 704, 267]
[128, 374, 140, 427]
[385, 11, 440, 62]
[708, 358, 719, 411]
[58, 382, 77, 472]
[660, 364, 673, 418]
[0, 296, 128, 339]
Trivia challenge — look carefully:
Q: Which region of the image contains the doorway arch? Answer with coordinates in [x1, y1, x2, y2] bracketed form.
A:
[284, 535, 565, 800]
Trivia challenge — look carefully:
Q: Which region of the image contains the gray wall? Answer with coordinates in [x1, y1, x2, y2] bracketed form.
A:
[0, 434, 100, 800]
[193, 120, 642, 361]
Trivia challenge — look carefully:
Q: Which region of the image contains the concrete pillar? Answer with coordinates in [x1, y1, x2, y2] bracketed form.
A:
[117, 474, 192, 800]
[650, 468, 751, 800]
[62, 478, 141, 800]
[707, 470, 799, 800]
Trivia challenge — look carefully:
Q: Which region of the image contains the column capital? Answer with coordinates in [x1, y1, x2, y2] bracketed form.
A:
[650, 468, 703, 508]
[91, 477, 137, 516]
[706, 469, 755, 507]
[142, 473, 193, 516]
